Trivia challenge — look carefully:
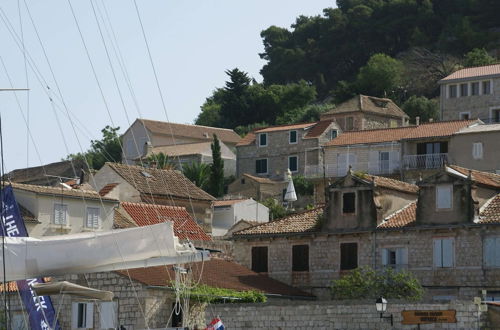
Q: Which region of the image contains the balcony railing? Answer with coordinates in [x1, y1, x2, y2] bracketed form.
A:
[304, 161, 400, 178]
[402, 153, 448, 170]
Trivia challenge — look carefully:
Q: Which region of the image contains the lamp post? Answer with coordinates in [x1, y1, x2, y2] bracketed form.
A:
[375, 297, 393, 326]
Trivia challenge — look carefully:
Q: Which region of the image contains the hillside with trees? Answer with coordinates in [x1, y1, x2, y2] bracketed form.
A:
[195, 0, 500, 129]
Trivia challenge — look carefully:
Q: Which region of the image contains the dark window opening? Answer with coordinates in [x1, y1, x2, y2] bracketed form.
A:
[493, 109, 500, 123]
[289, 156, 298, 172]
[256, 159, 267, 174]
[259, 133, 267, 146]
[346, 117, 354, 131]
[289, 130, 297, 143]
[416, 142, 448, 155]
[460, 83, 468, 97]
[252, 246, 268, 273]
[343, 192, 356, 214]
[340, 243, 358, 270]
[472, 82, 479, 95]
[460, 113, 470, 120]
[292, 245, 309, 271]
[449, 85, 457, 98]
[483, 81, 491, 95]
[330, 129, 338, 139]
[241, 178, 245, 184]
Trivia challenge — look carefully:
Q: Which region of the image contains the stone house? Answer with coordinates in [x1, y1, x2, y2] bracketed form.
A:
[449, 123, 500, 174]
[7, 159, 88, 186]
[11, 182, 118, 237]
[227, 173, 289, 204]
[236, 120, 339, 179]
[439, 64, 500, 122]
[320, 95, 409, 131]
[211, 198, 269, 236]
[140, 140, 237, 176]
[91, 162, 215, 232]
[232, 166, 500, 301]
[122, 118, 241, 164]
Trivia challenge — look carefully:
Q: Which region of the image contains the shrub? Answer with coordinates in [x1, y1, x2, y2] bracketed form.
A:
[189, 285, 267, 304]
[293, 175, 314, 196]
[331, 266, 423, 301]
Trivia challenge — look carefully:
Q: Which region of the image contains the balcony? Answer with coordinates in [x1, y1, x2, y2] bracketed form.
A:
[402, 153, 448, 170]
[304, 161, 400, 178]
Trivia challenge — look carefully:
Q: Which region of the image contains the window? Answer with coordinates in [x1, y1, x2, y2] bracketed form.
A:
[379, 151, 390, 173]
[459, 112, 470, 120]
[471, 82, 480, 95]
[251, 246, 268, 272]
[54, 203, 68, 225]
[436, 184, 452, 210]
[86, 207, 100, 228]
[472, 142, 483, 160]
[240, 178, 245, 184]
[492, 109, 500, 123]
[460, 83, 468, 97]
[433, 238, 454, 268]
[449, 85, 457, 98]
[258, 133, 267, 147]
[342, 192, 356, 214]
[72, 302, 93, 329]
[346, 117, 354, 130]
[99, 302, 117, 329]
[340, 243, 358, 270]
[381, 247, 408, 270]
[416, 142, 448, 155]
[483, 80, 491, 95]
[485, 291, 500, 302]
[289, 130, 297, 144]
[255, 159, 268, 174]
[484, 237, 500, 268]
[288, 156, 298, 172]
[390, 120, 397, 128]
[292, 245, 309, 271]
[330, 129, 338, 140]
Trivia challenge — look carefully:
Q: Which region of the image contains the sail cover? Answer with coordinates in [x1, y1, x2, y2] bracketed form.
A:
[1, 222, 208, 282]
[32, 281, 114, 301]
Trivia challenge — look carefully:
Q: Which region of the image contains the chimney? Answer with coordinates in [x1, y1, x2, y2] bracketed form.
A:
[415, 116, 420, 126]
[143, 141, 152, 156]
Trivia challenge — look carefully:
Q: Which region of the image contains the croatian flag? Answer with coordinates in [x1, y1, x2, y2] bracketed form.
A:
[206, 317, 224, 330]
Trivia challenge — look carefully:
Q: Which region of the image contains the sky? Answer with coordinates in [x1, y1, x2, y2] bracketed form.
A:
[0, 0, 335, 173]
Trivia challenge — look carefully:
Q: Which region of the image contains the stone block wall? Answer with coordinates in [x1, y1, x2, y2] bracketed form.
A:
[206, 300, 488, 330]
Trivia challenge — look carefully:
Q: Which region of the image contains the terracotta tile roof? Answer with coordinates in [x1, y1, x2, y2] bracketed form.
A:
[113, 208, 138, 229]
[233, 207, 322, 237]
[0, 278, 52, 293]
[242, 173, 283, 184]
[237, 121, 331, 146]
[99, 183, 119, 196]
[479, 194, 500, 224]
[119, 202, 211, 241]
[139, 119, 241, 145]
[106, 163, 215, 201]
[322, 95, 408, 119]
[213, 199, 248, 207]
[325, 120, 479, 146]
[364, 174, 419, 194]
[119, 258, 312, 297]
[7, 159, 88, 186]
[10, 182, 118, 202]
[304, 120, 334, 138]
[19, 204, 39, 224]
[378, 202, 416, 229]
[448, 165, 500, 189]
[439, 64, 500, 82]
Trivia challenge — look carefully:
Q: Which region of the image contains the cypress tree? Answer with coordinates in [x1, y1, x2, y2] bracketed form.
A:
[209, 134, 224, 197]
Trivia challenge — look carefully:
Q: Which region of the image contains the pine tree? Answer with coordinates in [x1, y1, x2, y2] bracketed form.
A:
[209, 134, 224, 197]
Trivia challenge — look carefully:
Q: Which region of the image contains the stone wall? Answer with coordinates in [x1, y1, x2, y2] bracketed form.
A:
[206, 300, 488, 330]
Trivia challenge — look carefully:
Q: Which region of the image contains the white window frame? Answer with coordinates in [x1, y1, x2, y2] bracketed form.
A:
[459, 111, 471, 120]
[433, 238, 454, 268]
[484, 237, 500, 268]
[288, 155, 298, 173]
[72, 302, 94, 329]
[381, 247, 408, 270]
[471, 81, 480, 96]
[289, 130, 298, 144]
[490, 107, 500, 123]
[436, 184, 453, 210]
[258, 133, 268, 147]
[255, 158, 268, 175]
[86, 207, 100, 229]
[54, 203, 68, 225]
[472, 142, 483, 160]
[330, 129, 338, 140]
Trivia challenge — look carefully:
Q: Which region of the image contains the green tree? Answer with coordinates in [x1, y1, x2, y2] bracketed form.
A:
[355, 53, 404, 98]
[219, 68, 252, 128]
[463, 48, 497, 67]
[261, 198, 289, 220]
[331, 266, 423, 301]
[182, 162, 211, 191]
[292, 175, 314, 196]
[208, 134, 224, 197]
[66, 125, 121, 170]
[145, 152, 177, 170]
[402, 95, 439, 124]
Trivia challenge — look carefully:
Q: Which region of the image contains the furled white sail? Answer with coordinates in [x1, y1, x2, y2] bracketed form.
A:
[0, 222, 208, 282]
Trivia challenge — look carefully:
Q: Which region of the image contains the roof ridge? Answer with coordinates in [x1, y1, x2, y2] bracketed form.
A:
[121, 201, 185, 210]
[139, 118, 238, 132]
[382, 201, 416, 223]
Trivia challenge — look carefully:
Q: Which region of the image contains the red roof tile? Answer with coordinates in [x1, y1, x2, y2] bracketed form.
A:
[322, 95, 408, 119]
[99, 183, 118, 196]
[118, 258, 312, 297]
[378, 202, 416, 229]
[325, 120, 479, 147]
[440, 64, 500, 82]
[119, 202, 211, 241]
[234, 207, 322, 237]
[479, 194, 500, 224]
[255, 122, 317, 133]
[365, 175, 419, 194]
[448, 165, 500, 189]
[304, 120, 334, 138]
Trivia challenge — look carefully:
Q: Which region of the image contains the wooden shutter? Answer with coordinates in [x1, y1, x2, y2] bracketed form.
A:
[433, 239, 442, 267]
[396, 248, 408, 268]
[381, 248, 388, 266]
[85, 303, 94, 328]
[340, 243, 358, 270]
[251, 246, 268, 273]
[442, 239, 453, 267]
[292, 245, 309, 271]
[436, 185, 452, 209]
[99, 302, 116, 329]
[71, 303, 79, 329]
[337, 153, 347, 176]
[390, 151, 400, 172]
[484, 237, 496, 267]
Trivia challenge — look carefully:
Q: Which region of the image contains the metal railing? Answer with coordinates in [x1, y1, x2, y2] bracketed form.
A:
[402, 153, 448, 170]
[304, 161, 400, 178]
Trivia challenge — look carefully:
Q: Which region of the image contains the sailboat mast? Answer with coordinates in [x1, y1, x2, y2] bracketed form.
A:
[0, 114, 8, 329]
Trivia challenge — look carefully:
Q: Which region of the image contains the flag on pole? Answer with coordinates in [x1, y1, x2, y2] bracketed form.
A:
[206, 317, 224, 330]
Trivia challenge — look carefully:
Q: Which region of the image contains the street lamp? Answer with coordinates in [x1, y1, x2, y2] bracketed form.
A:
[375, 297, 393, 326]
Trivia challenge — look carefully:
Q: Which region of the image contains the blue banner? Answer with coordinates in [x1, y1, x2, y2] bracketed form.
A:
[1, 185, 60, 330]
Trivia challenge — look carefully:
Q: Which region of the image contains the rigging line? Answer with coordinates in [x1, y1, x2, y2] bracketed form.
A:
[131, 0, 199, 228]
[18, 0, 30, 172]
[0, 115, 8, 329]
